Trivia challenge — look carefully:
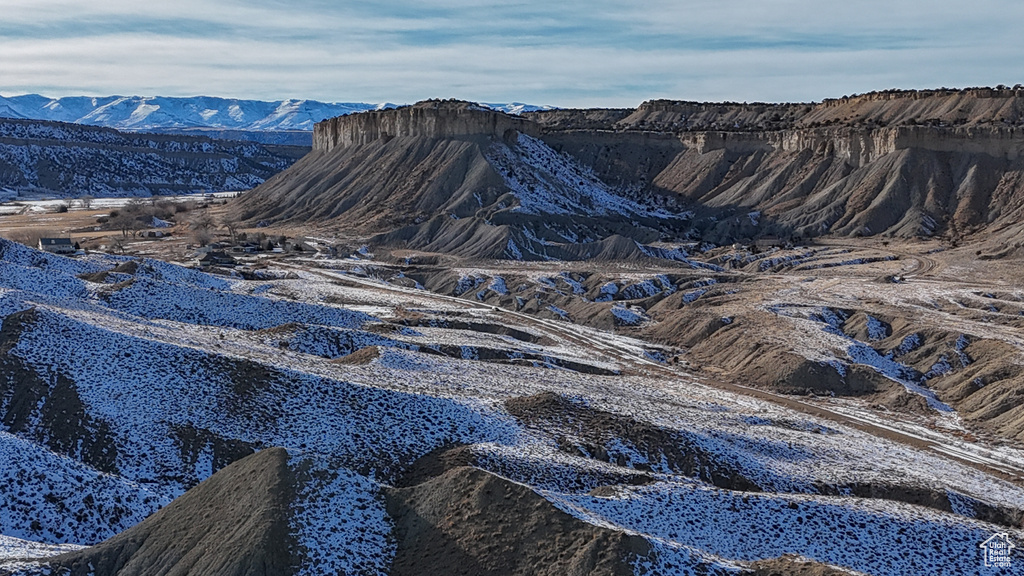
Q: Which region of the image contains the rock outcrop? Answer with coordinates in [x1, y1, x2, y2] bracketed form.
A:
[527, 87, 1024, 132]
[235, 100, 687, 261]
[236, 89, 1024, 252]
[314, 99, 539, 152]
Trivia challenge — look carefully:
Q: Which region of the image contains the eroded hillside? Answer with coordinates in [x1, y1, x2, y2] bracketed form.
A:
[1, 239, 1023, 575]
[0, 118, 307, 198]
[235, 90, 1024, 258]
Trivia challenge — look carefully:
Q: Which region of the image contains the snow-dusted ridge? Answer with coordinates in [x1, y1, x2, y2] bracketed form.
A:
[0, 239, 1023, 576]
[0, 94, 393, 132]
[0, 95, 551, 132]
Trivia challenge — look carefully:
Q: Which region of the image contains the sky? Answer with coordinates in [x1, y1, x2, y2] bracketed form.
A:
[1, 0, 1022, 108]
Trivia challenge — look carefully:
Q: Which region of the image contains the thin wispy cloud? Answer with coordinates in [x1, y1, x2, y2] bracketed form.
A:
[1, 0, 1021, 106]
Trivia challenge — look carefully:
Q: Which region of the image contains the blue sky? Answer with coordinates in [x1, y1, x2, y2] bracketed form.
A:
[1, 0, 1021, 107]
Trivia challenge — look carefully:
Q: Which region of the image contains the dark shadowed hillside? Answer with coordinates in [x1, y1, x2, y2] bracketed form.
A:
[0, 118, 308, 198]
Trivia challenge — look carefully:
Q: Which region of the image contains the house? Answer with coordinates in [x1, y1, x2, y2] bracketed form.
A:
[754, 236, 783, 250]
[288, 240, 317, 253]
[195, 250, 237, 268]
[230, 242, 260, 254]
[38, 237, 75, 254]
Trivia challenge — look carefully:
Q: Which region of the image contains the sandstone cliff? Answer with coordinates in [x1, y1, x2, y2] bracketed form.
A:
[236, 90, 1024, 253]
[236, 100, 686, 261]
[526, 87, 1024, 132]
[313, 99, 538, 152]
[532, 90, 1024, 243]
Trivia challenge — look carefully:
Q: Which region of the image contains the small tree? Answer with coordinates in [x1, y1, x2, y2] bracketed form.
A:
[79, 195, 94, 210]
[191, 228, 213, 247]
[220, 215, 240, 244]
[190, 212, 215, 232]
[124, 197, 147, 215]
[129, 217, 147, 239]
[109, 212, 133, 237]
[190, 212, 216, 247]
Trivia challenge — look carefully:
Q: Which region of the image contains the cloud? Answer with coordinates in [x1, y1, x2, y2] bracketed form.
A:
[1, 0, 1021, 106]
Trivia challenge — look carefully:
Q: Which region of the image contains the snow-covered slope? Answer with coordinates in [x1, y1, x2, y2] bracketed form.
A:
[480, 102, 555, 115]
[0, 117, 306, 197]
[1, 239, 1023, 576]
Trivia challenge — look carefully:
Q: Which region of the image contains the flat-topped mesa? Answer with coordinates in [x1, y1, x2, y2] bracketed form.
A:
[545, 88, 1024, 133]
[820, 86, 1024, 107]
[683, 126, 1024, 164]
[314, 99, 540, 152]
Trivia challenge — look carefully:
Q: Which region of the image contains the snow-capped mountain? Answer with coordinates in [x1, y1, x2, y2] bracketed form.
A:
[0, 95, 552, 133]
[0, 95, 397, 132]
[480, 102, 555, 115]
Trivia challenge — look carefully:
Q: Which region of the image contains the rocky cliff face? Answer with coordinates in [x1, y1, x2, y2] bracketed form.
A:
[238, 100, 688, 261]
[527, 88, 1024, 132]
[528, 90, 1024, 242]
[314, 99, 539, 152]
[681, 126, 1024, 165]
[242, 90, 1024, 249]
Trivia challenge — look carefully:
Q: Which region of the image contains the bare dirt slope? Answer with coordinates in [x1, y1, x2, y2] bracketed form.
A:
[748, 555, 868, 576]
[234, 132, 506, 232]
[386, 464, 649, 576]
[51, 447, 295, 576]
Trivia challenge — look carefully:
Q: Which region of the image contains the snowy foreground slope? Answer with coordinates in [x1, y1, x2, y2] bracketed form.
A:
[0, 239, 1022, 575]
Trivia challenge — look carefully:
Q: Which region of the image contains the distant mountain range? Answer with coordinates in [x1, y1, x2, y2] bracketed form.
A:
[0, 94, 552, 134]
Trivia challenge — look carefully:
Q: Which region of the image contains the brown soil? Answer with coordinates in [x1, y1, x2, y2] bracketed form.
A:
[52, 447, 296, 576]
[385, 464, 649, 576]
[392, 444, 478, 488]
[331, 345, 382, 365]
[645, 305, 935, 413]
[748, 554, 867, 576]
[505, 392, 760, 490]
[397, 316, 552, 345]
[254, 322, 304, 335]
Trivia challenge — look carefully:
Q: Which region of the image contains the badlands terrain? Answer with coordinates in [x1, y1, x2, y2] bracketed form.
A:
[1, 88, 1024, 575]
